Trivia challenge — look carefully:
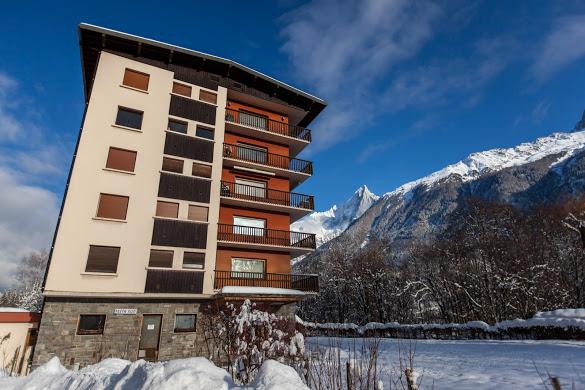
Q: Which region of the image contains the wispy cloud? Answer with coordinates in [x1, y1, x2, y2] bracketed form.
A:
[532, 15, 585, 81]
[531, 100, 551, 124]
[0, 72, 66, 289]
[280, 0, 442, 151]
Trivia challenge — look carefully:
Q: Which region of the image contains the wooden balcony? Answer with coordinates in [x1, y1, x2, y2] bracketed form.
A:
[214, 270, 319, 294]
[144, 269, 204, 294]
[222, 143, 312, 188]
[220, 180, 314, 222]
[225, 108, 311, 157]
[217, 223, 316, 256]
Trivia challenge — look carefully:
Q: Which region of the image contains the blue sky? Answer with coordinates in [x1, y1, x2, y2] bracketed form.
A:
[1, 0, 585, 286]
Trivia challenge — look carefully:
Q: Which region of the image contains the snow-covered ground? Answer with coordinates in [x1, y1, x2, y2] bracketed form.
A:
[0, 357, 308, 390]
[307, 337, 585, 389]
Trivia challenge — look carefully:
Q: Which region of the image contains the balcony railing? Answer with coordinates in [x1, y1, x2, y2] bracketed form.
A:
[225, 108, 311, 142]
[223, 143, 313, 175]
[217, 223, 316, 250]
[214, 270, 319, 293]
[144, 269, 204, 294]
[220, 181, 314, 210]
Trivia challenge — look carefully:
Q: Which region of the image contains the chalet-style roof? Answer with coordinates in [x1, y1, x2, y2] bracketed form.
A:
[78, 23, 326, 127]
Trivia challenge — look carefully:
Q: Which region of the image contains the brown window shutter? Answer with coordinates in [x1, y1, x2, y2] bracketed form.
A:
[183, 252, 205, 269]
[188, 205, 208, 222]
[173, 82, 192, 97]
[123, 69, 150, 91]
[199, 90, 217, 104]
[106, 147, 137, 172]
[192, 162, 212, 178]
[96, 194, 129, 220]
[148, 249, 174, 268]
[156, 201, 179, 218]
[162, 157, 184, 173]
[85, 245, 120, 273]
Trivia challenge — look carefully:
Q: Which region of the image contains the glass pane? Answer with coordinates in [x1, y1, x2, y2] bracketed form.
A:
[183, 252, 204, 269]
[233, 217, 265, 236]
[168, 119, 188, 134]
[195, 126, 214, 140]
[175, 314, 196, 331]
[115, 107, 143, 129]
[78, 315, 106, 335]
[148, 250, 173, 268]
[231, 258, 264, 278]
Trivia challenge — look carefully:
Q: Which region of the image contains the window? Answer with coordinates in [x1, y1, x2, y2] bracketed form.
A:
[237, 143, 267, 164]
[195, 126, 214, 140]
[192, 162, 212, 178]
[172, 82, 192, 97]
[174, 314, 197, 332]
[183, 252, 204, 269]
[122, 69, 149, 91]
[96, 194, 129, 220]
[156, 201, 179, 218]
[231, 258, 265, 278]
[162, 157, 184, 174]
[235, 178, 266, 199]
[168, 119, 188, 134]
[188, 205, 208, 222]
[106, 147, 137, 172]
[85, 245, 120, 273]
[199, 90, 217, 104]
[240, 110, 268, 130]
[148, 249, 173, 268]
[233, 216, 265, 236]
[115, 107, 143, 130]
[77, 314, 106, 335]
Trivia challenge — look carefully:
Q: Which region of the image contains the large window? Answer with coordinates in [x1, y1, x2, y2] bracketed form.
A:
[233, 216, 265, 236]
[183, 252, 204, 269]
[231, 258, 265, 278]
[196, 126, 214, 140]
[172, 82, 192, 97]
[115, 107, 143, 130]
[237, 143, 267, 164]
[199, 90, 217, 104]
[85, 245, 120, 273]
[187, 205, 208, 222]
[235, 178, 266, 199]
[192, 162, 212, 178]
[156, 201, 179, 218]
[77, 314, 106, 335]
[162, 157, 184, 174]
[106, 147, 137, 172]
[96, 194, 129, 220]
[122, 69, 149, 91]
[148, 249, 173, 268]
[168, 119, 188, 134]
[174, 314, 197, 332]
[239, 110, 268, 129]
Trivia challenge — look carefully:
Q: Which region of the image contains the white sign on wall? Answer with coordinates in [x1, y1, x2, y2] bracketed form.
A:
[113, 308, 138, 315]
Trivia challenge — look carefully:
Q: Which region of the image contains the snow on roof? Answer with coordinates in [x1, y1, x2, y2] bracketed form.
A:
[220, 286, 306, 296]
[0, 307, 31, 313]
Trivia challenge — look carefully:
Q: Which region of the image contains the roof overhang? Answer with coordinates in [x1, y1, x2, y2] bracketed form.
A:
[77, 23, 326, 127]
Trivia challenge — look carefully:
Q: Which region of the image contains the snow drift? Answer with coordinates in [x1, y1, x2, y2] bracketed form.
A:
[0, 356, 309, 390]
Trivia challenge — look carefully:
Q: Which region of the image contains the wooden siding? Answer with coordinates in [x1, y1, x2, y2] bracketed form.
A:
[151, 219, 208, 249]
[158, 173, 211, 203]
[169, 94, 216, 125]
[164, 132, 214, 163]
[144, 269, 204, 294]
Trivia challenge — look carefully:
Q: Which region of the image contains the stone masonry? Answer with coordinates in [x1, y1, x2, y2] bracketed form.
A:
[33, 298, 211, 369]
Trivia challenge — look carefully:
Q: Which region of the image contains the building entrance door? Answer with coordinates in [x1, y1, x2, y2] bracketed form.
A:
[138, 315, 162, 361]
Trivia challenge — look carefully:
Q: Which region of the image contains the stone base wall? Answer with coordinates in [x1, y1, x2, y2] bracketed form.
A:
[33, 298, 213, 369]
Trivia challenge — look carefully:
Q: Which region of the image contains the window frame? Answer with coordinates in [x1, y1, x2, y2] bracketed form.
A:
[195, 125, 214, 140]
[191, 162, 212, 178]
[122, 68, 150, 91]
[96, 193, 129, 221]
[231, 257, 266, 279]
[182, 252, 205, 270]
[84, 245, 121, 274]
[162, 157, 184, 174]
[156, 200, 179, 219]
[167, 119, 188, 134]
[198, 90, 217, 105]
[105, 147, 137, 173]
[174, 314, 197, 333]
[115, 106, 144, 130]
[148, 249, 174, 268]
[187, 205, 208, 222]
[172, 82, 192, 98]
[77, 314, 106, 335]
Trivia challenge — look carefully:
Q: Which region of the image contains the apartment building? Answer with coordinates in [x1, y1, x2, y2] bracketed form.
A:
[33, 24, 326, 367]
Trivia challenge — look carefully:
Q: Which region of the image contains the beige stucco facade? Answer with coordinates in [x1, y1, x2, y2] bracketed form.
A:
[44, 51, 226, 296]
[0, 311, 39, 376]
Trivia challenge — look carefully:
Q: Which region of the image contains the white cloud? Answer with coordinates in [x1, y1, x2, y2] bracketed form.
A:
[532, 15, 585, 81]
[0, 73, 24, 141]
[280, 0, 442, 151]
[531, 100, 551, 124]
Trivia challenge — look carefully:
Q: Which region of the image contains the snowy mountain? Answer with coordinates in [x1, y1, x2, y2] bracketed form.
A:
[292, 185, 379, 246]
[295, 112, 585, 261]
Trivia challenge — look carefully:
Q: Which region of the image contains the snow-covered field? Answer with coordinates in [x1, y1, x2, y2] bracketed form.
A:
[0, 357, 308, 390]
[307, 337, 585, 389]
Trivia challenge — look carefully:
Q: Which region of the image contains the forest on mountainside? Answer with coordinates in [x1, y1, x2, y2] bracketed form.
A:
[297, 196, 585, 325]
